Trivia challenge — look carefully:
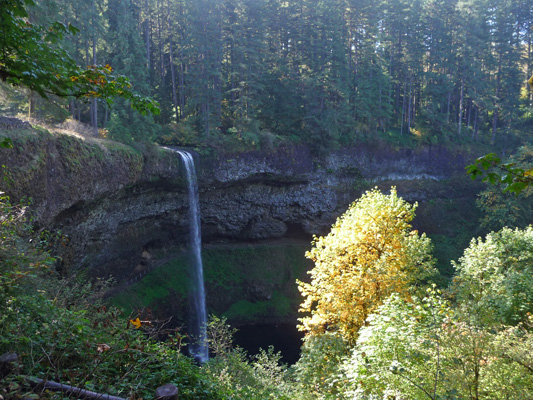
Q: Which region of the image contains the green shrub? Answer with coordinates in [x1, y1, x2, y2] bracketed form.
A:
[452, 226, 533, 326]
[341, 288, 533, 400]
[0, 194, 226, 399]
[204, 316, 294, 399]
[292, 332, 349, 399]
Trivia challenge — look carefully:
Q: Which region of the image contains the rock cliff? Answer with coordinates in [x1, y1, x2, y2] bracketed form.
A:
[198, 144, 469, 241]
[0, 127, 475, 279]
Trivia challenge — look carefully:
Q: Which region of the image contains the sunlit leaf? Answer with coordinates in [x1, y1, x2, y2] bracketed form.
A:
[129, 318, 142, 329]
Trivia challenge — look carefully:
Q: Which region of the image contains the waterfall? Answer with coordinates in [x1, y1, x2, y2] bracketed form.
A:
[173, 149, 208, 363]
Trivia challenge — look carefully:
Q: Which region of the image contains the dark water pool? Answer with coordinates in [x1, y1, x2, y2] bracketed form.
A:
[233, 323, 304, 365]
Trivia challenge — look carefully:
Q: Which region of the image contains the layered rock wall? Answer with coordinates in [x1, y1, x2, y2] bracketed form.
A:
[0, 128, 473, 281]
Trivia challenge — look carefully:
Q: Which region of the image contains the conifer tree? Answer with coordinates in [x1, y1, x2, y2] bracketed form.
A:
[7, 0, 533, 146]
[106, 0, 158, 141]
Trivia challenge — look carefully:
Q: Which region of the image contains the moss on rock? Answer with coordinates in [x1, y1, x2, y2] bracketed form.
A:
[110, 243, 312, 326]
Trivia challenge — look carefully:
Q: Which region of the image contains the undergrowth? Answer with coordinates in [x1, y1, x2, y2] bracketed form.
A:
[0, 193, 298, 399]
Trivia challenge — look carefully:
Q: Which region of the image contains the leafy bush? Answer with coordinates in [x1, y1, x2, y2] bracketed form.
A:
[341, 289, 533, 400]
[341, 289, 454, 399]
[204, 316, 294, 399]
[452, 226, 533, 326]
[292, 332, 348, 399]
[475, 146, 533, 231]
[0, 193, 225, 399]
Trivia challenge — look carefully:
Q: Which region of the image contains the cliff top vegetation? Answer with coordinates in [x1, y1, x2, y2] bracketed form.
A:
[1, 0, 533, 157]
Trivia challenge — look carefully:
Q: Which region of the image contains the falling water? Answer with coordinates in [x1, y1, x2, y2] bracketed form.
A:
[173, 149, 208, 363]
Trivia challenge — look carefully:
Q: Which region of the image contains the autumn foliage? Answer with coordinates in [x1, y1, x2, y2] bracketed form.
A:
[0, 0, 159, 115]
[297, 187, 435, 343]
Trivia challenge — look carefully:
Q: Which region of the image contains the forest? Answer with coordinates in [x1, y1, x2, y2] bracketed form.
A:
[2, 0, 533, 151]
[1, 0, 533, 399]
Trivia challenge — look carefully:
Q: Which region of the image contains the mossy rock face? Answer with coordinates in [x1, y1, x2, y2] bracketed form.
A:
[110, 242, 312, 326]
[111, 255, 190, 317]
[0, 126, 186, 277]
[223, 291, 292, 323]
[0, 127, 157, 224]
[1, 127, 484, 310]
[204, 243, 311, 324]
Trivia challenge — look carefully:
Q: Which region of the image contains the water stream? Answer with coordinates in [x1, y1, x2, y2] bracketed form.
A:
[173, 149, 209, 362]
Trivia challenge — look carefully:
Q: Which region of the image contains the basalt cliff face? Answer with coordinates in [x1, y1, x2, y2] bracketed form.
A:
[1, 127, 480, 325]
[198, 144, 470, 242]
[0, 129, 187, 278]
[0, 128, 475, 279]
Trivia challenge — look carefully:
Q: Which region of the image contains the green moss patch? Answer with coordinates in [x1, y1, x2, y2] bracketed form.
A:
[223, 291, 292, 322]
[204, 243, 310, 286]
[110, 255, 189, 315]
[110, 242, 312, 324]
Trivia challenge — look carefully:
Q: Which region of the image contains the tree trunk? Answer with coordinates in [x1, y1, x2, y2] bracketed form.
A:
[168, 39, 179, 123]
[472, 106, 479, 141]
[400, 79, 407, 135]
[103, 106, 108, 128]
[214, 7, 222, 125]
[407, 75, 413, 132]
[491, 51, 502, 144]
[91, 0, 98, 137]
[157, 1, 165, 85]
[446, 88, 451, 124]
[177, 3, 186, 120]
[458, 75, 464, 136]
[466, 99, 472, 132]
[204, 82, 210, 137]
[179, 58, 185, 120]
[528, 35, 532, 105]
[145, 0, 151, 75]
[167, 1, 179, 123]
[69, 99, 76, 119]
[230, 40, 236, 108]
[28, 90, 35, 118]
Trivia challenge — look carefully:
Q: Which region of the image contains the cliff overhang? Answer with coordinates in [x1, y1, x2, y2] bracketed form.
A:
[0, 126, 474, 281]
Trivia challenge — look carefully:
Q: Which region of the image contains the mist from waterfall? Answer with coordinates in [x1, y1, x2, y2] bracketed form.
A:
[174, 149, 208, 363]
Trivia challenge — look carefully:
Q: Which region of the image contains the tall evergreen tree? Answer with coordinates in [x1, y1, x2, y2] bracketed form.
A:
[20, 0, 533, 148]
[106, 0, 158, 141]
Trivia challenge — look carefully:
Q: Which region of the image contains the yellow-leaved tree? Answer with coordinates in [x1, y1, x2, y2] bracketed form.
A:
[297, 187, 436, 344]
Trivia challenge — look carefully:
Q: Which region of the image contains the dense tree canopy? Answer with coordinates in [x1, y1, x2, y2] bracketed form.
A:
[0, 0, 158, 118]
[3, 0, 533, 147]
[338, 226, 533, 399]
[297, 188, 435, 343]
[342, 290, 533, 399]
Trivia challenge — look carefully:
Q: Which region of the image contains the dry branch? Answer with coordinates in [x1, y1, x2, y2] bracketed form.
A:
[26, 377, 128, 400]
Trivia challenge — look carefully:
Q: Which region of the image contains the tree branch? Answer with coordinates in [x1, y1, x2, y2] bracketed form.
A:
[26, 376, 128, 400]
[396, 370, 435, 400]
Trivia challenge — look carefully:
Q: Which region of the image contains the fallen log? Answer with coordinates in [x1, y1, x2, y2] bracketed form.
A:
[25, 377, 179, 400]
[26, 377, 127, 400]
